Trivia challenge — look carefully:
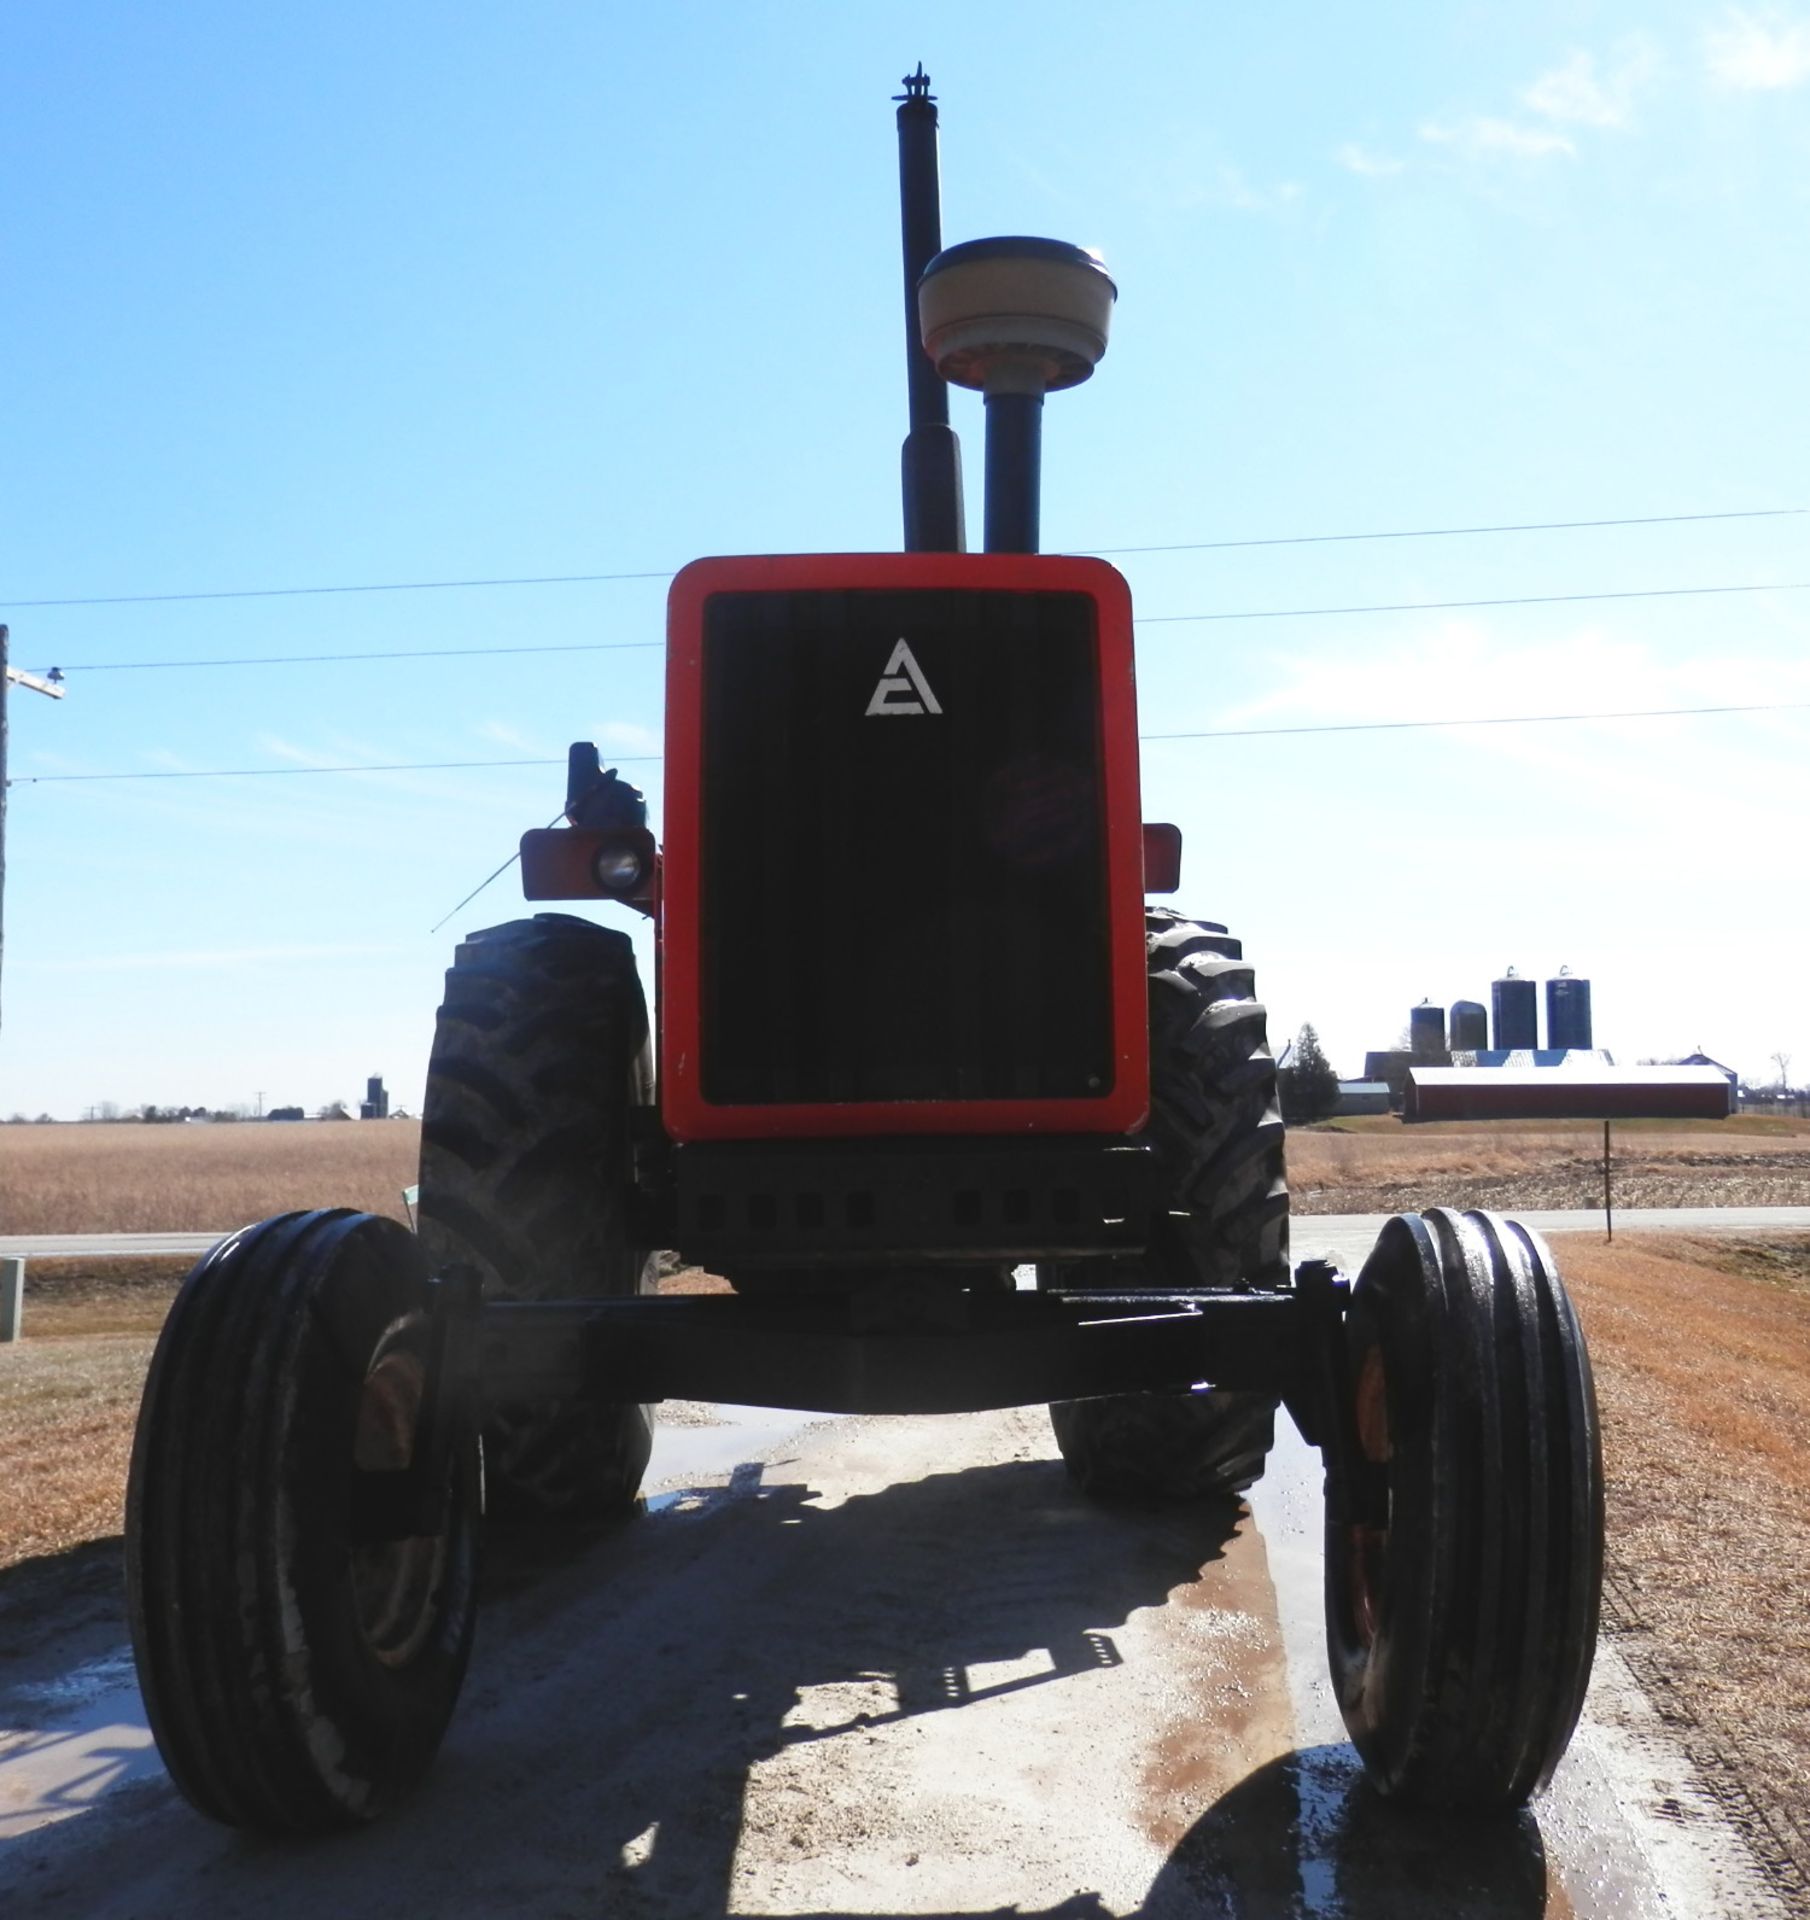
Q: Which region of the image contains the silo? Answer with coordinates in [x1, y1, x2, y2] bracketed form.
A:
[1449, 999, 1489, 1051]
[1409, 1001, 1447, 1063]
[1492, 968, 1538, 1050]
[1546, 969, 1593, 1051]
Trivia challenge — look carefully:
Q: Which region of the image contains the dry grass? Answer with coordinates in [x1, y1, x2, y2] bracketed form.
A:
[0, 1332, 156, 1566]
[1561, 1233, 1810, 1885]
[1289, 1116, 1810, 1214]
[0, 1120, 420, 1233]
[11, 1257, 192, 1338]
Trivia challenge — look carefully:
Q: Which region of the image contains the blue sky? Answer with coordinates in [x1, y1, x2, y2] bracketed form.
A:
[3, 1, 1807, 1120]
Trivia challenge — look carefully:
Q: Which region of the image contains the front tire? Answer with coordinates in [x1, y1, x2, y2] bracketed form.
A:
[1325, 1209, 1604, 1810]
[125, 1211, 480, 1832]
[1050, 910, 1288, 1501]
[419, 913, 655, 1525]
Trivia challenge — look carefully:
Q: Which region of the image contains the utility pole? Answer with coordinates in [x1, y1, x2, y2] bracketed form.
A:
[0, 625, 68, 1043]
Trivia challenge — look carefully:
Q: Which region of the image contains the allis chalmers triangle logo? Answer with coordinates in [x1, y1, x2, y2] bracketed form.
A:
[865, 638, 943, 717]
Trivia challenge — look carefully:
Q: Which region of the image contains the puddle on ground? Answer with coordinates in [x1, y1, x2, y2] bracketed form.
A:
[0, 1675, 159, 1840]
[644, 1401, 824, 1490]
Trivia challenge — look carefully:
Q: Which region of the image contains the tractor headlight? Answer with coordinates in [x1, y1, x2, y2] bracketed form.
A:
[594, 845, 647, 894]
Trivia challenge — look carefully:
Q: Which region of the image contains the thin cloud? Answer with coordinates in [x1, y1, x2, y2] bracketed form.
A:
[1706, 7, 1810, 88]
[1523, 45, 1655, 128]
[1335, 142, 1406, 177]
[1420, 117, 1576, 159]
[1188, 164, 1304, 213]
[254, 732, 368, 769]
[1132, 131, 1306, 217]
[596, 719, 662, 755]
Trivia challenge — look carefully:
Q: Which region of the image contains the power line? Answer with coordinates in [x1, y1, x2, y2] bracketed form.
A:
[1142, 699, 1810, 742]
[9, 755, 595, 785]
[29, 578, 1810, 679]
[6, 506, 1800, 612]
[62, 640, 664, 673]
[6, 567, 675, 611]
[10, 700, 1804, 786]
[1138, 580, 1810, 625]
[1093, 506, 1805, 557]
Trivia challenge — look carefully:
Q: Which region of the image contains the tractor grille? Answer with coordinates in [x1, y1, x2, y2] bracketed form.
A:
[697, 587, 1112, 1108]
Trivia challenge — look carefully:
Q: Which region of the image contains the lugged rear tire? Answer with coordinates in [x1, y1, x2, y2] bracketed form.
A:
[125, 1211, 480, 1832]
[418, 912, 655, 1526]
[1050, 909, 1288, 1502]
[1325, 1209, 1604, 1810]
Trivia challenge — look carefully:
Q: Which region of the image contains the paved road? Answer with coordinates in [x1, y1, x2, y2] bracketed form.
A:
[0, 1231, 231, 1259]
[0, 1403, 1789, 1917]
[9, 1206, 1809, 1264]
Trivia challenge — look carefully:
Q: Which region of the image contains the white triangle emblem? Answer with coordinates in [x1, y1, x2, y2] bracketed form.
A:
[865, 638, 943, 717]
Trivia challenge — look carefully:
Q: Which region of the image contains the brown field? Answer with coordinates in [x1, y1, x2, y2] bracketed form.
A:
[0, 1119, 422, 1234]
[4, 1113, 1807, 1240]
[1288, 1114, 1810, 1213]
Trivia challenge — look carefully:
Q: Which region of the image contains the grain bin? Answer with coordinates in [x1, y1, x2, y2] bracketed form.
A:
[1410, 1001, 1447, 1062]
[1449, 999, 1489, 1051]
[1546, 969, 1593, 1051]
[1492, 969, 1538, 1050]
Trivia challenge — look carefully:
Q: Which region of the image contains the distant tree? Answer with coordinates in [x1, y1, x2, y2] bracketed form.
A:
[34, 1113, 53, 1124]
[1774, 1051, 1794, 1092]
[1280, 1022, 1341, 1125]
[268, 1105, 306, 1122]
[317, 1101, 351, 1121]
[6, 1113, 24, 1125]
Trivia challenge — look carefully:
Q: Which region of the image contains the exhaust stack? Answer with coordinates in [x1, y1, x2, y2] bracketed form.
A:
[895, 66, 965, 552]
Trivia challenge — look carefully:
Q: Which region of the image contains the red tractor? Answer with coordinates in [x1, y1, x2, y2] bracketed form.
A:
[125, 70, 1603, 1836]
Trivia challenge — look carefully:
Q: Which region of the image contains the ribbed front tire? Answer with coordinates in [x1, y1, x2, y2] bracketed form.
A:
[125, 1211, 480, 1832]
[1326, 1208, 1604, 1809]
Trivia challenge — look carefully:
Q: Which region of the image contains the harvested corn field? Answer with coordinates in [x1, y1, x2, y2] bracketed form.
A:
[1289, 1116, 1810, 1214]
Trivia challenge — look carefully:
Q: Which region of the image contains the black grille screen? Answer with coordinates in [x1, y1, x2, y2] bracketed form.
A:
[699, 587, 1113, 1107]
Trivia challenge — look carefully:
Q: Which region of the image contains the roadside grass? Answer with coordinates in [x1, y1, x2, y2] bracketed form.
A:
[1560, 1234, 1810, 1879]
[0, 1332, 157, 1567]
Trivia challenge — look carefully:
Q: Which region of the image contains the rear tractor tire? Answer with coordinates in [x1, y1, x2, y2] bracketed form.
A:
[126, 1211, 480, 1832]
[1050, 909, 1289, 1502]
[418, 913, 656, 1526]
[1326, 1209, 1604, 1810]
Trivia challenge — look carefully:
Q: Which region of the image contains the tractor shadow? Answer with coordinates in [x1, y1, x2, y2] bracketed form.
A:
[0, 1446, 1549, 1919]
